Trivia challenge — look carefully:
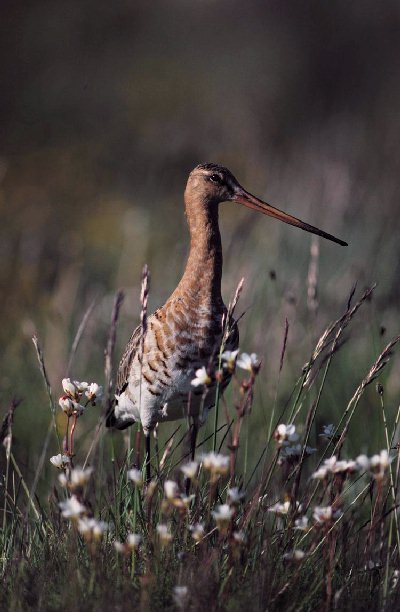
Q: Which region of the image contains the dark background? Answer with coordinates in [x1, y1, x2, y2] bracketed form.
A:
[1, 1, 399, 482]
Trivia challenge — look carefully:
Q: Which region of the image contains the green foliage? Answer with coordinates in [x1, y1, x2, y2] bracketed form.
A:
[1, 287, 400, 610]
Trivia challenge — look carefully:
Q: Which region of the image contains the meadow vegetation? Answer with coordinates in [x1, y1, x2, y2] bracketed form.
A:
[1, 2, 400, 610]
[1, 278, 400, 610]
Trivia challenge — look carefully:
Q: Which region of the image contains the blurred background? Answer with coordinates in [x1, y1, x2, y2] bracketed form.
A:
[1, 0, 400, 487]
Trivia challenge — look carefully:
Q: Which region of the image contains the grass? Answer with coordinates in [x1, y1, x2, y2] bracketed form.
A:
[1, 281, 400, 611]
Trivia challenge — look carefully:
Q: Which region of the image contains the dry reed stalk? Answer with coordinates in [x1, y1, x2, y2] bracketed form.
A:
[29, 335, 63, 522]
[377, 388, 400, 561]
[0, 398, 19, 452]
[32, 334, 55, 416]
[294, 285, 376, 425]
[213, 277, 244, 453]
[306, 334, 399, 522]
[1, 399, 20, 532]
[334, 334, 400, 454]
[104, 290, 125, 415]
[261, 318, 291, 463]
[139, 264, 150, 366]
[229, 378, 255, 481]
[305, 284, 375, 379]
[24, 418, 54, 528]
[137, 265, 150, 471]
[83, 290, 125, 468]
[228, 277, 244, 318]
[291, 292, 374, 486]
[287, 286, 376, 430]
[279, 318, 289, 374]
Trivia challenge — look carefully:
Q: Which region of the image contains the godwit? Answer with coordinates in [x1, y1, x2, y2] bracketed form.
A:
[106, 163, 346, 475]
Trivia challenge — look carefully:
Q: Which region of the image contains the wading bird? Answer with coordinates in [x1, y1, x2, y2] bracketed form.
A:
[106, 164, 346, 477]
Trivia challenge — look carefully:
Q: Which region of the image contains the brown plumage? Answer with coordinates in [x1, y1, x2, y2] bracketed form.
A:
[106, 163, 346, 459]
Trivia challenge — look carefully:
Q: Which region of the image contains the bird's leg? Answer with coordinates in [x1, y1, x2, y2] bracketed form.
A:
[144, 432, 151, 484]
[153, 425, 160, 472]
[185, 420, 198, 495]
[190, 420, 198, 462]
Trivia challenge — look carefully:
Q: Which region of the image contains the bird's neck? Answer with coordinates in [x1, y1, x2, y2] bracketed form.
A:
[175, 195, 223, 308]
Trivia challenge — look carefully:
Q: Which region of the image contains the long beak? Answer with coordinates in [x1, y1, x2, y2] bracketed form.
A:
[233, 188, 347, 247]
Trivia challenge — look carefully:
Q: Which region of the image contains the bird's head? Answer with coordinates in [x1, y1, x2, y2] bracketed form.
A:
[186, 163, 347, 246]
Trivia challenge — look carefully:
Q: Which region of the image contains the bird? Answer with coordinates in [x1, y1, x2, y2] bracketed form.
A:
[106, 163, 347, 477]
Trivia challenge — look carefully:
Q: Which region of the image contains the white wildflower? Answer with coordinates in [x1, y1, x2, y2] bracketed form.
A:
[173, 586, 189, 610]
[50, 453, 70, 469]
[59, 495, 86, 519]
[73, 380, 88, 392]
[232, 530, 246, 544]
[58, 395, 84, 417]
[70, 466, 93, 488]
[370, 449, 391, 479]
[164, 480, 180, 500]
[190, 522, 205, 542]
[58, 396, 75, 416]
[78, 517, 108, 541]
[127, 468, 143, 486]
[191, 367, 212, 387]
[114, 533, 142, 554]
[180, 461, 199, 480]
[85, 382, 103, 403]
[127, 533, 142, 549]
[332, 459, 357, 474]
[356, 454, 370, 471]
[156, 523, 173, 544]
[236, 352, 260, 373]
[294, 516, 309, 531]
[227, 487, 245, 504]
[311, 466, 329, 480]
[274, 424, 299, 445]
[62, 378, 79, 399]
[313, 506, 342, 524]
[58, 473, 68, 487]
[201, 452, 229, 476]
[313, 455, 357, 480]
[323, 456, 338, 471]
[319, 456, 356, 475]
[283, 549, 306, 561]
[212, 504, 234, 530]
[268, 500, 291, 515]
[220, 349, 239, 372]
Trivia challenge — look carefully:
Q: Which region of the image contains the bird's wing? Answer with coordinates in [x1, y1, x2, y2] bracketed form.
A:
[115, 324, 142, 395]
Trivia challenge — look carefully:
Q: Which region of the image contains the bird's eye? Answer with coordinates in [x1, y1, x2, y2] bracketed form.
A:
[209, 173, 222, 184]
